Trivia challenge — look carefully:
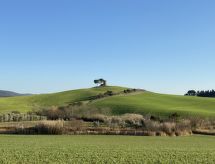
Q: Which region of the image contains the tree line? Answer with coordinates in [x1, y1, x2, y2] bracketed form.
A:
[185, 90, 215, 97]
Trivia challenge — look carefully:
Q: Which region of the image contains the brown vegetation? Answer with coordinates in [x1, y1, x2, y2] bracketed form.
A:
[8, 114, 193, 136]
[0, 105, 214, 136]
[0, 112, 46, 122]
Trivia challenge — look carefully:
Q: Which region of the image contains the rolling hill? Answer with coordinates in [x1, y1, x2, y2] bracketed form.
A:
[0, 86, 215, 117]
[0, 90, 23, 97]
[92, 92, 215, 117]
[0, 86, 126, 113]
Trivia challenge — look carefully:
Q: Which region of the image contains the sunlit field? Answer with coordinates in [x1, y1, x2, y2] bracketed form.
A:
[0, 135, 214, 164]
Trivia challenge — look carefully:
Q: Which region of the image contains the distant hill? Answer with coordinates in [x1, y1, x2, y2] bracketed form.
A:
[0, 86, 215, 117]
[0, 90, 31, 97]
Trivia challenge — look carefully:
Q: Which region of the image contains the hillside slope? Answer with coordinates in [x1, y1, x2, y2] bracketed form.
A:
[0, 86, 126, 113]
[0, 86, 215, 117]
[92, 92, 215, 117]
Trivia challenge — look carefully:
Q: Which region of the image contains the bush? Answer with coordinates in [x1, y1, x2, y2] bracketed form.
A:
[169, 113, 180, 120]
[36, 105, 111, 122]
[142, 118, 192, 136]
[102, 114, 145, 128]
[162, 122, 176, 135]
[34, 120, 65, 135]
[121, 114, 144, 127]
[144, 120, 160, 131]
[189, 117, 204, 129]
[104, 91, 114, 96]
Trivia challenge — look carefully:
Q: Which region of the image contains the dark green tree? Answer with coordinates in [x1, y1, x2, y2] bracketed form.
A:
[185, 90, 196, 96]
[94, 79, 107, 87]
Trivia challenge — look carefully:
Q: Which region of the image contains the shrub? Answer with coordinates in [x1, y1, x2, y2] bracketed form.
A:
[102, 114, 145, 128]
[144, 120, 160, 131]
[189, 117, 205, 129]
[141, 118, 192, 136]
[121, 114, 144, 127]
[34, 120, 65, 135]
[65, 119, 84, 130]
[107, 116, 123, 128]
[176, 119, 191, 130]
[93, 121, 100, 127]
[169, 113, 180, 121]
[162, 122, 176, 135]
[36, 105, 112, 122]
[88, 114, 108, 122]
[123, 89, 137, 94]
[104, 91, 114, 96]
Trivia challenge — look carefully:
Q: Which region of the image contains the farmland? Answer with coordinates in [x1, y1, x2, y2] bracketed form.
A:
[0, 135, 214, 164]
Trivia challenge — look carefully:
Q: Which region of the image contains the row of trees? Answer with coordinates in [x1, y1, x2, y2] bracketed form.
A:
[185, 90, 215, 97]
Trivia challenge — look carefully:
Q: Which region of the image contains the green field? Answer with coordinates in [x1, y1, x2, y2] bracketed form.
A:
[0, 135, 214, 164]
[93, 91, 215, 117]
[0, 86, 126, 113]
[0, 86, 215, 117]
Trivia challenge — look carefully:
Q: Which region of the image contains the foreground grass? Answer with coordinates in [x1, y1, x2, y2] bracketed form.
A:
[0, 135, 214, 164]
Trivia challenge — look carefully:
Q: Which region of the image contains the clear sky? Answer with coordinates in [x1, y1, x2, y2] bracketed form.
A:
[0, 0, 215, 94]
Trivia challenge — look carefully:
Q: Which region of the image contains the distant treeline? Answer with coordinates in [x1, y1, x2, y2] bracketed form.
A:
[185, 90, 215, 97]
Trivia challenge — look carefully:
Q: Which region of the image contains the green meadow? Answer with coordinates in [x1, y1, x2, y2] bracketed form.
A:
[0, 86, 125, 113]
[0, 86, 215, 117]
[0, 135, 214, 164]
[93, 91, 215, 117]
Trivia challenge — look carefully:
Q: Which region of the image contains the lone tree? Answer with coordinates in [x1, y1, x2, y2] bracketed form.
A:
[94, 79, 107, 87]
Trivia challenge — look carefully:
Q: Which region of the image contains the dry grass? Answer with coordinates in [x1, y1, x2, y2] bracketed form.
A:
[34, 120, 65, 134]
[3, 113, 213, 136]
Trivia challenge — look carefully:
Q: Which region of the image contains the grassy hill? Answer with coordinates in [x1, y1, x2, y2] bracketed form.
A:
[0, 86, 215, 117]
[92, 92, 215, 117]
[0, 86, 126, 113]
[0, 90, 23, 97]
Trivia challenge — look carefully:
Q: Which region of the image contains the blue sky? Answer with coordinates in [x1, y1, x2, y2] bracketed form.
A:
[0, 0, 215, 94]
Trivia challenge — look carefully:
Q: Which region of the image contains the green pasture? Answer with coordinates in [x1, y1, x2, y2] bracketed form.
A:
[0, 86, 215, 117]
[0, 135, 214, 164]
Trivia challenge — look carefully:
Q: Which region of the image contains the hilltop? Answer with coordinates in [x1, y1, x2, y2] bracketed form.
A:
[0, 86, 215, 117]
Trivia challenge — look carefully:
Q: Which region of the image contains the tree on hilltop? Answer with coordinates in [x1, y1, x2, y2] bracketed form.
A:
[94, 79, 107, 87]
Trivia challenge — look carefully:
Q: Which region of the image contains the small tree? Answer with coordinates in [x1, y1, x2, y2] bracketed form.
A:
[94, 79, 107, 87]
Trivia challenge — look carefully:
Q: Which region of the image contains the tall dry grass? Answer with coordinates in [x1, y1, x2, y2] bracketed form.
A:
[34, 120, 65, 134]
